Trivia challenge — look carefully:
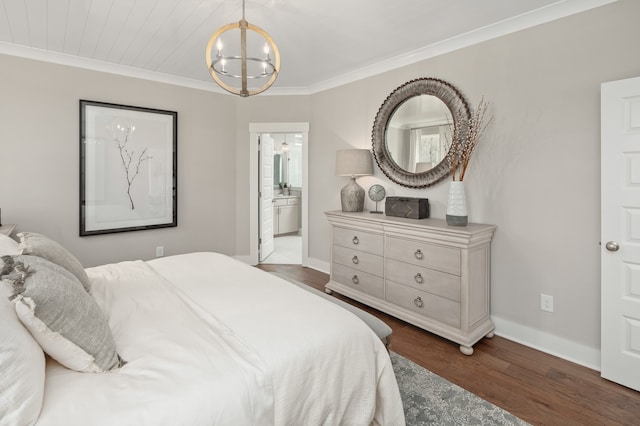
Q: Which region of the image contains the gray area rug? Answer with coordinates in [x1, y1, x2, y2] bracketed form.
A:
[391, 352, 530, 426]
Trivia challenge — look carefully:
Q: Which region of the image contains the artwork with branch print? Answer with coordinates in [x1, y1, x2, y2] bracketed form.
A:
[109, 122, 152, 210]
[80, 100, 177, 236]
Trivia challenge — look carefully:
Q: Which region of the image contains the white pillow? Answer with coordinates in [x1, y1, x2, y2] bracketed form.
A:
[0, 280, 46, 426]
[0, 233, 19, 256]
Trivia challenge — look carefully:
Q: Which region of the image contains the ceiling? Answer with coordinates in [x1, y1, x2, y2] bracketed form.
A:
[0, 0, 615, 95]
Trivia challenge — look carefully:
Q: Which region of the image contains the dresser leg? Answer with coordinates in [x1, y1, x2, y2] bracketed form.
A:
[325, 288, 333, 295]
[486, 331, 495, 338]
[459, 345, 474, 356]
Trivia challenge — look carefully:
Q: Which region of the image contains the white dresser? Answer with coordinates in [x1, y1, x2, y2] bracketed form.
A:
[325, 210, 496, 355]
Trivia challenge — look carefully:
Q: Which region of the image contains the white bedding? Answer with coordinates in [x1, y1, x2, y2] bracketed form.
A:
[36, 252, 405, 426]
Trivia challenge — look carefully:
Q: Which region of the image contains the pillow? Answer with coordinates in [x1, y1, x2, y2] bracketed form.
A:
[17, 232, 91, 292]
[0, 279, 45, 426]
[1, 255, 125, 373]
[0, 233, 19, 256]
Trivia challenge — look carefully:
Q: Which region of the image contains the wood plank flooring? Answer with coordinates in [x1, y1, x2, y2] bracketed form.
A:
[256, 264, 640, 426]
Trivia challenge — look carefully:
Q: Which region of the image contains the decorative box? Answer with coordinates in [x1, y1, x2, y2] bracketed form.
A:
[385, 197, 430, 219]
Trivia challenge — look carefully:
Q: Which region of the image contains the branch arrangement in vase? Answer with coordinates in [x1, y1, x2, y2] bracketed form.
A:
[446, 98, 493, 181]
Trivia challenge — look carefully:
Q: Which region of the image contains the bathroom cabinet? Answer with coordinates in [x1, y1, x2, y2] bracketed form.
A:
[274, 197, 299, 235]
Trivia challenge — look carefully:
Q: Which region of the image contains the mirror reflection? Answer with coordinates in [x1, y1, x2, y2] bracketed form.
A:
[272, 133, 302, 189]
[386, 95, 452, 173]
[372, 78, 471, 188]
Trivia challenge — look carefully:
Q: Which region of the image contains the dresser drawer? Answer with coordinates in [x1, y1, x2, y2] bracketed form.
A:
[332, 263, 384, 299]
[385, 236, 460, 275]
[333, 227, 383, 256]
[385, 259, 460, 302]
[386, 281, 461, 328]
[333, 245, 383, 277]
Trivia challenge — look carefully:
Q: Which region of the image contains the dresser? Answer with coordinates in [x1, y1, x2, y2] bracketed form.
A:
[325, 210, 496, 355]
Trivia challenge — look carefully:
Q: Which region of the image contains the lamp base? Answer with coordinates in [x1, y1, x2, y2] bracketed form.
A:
[341, 177, 365, 212]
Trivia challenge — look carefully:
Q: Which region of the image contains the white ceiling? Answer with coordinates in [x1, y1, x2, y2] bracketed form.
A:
[0, 0, 616, 95]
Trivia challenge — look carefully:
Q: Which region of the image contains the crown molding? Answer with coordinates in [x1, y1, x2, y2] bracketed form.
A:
[0, 0, 617, 96]
[307, 0, 618, 94]
[0, 42, 225, 94]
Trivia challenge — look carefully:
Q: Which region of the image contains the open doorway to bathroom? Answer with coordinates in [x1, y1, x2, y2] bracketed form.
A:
[248, 123, 309, 267]
[260, 132, 302, 264]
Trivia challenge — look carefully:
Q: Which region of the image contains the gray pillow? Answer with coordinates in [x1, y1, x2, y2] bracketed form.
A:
[17, 232, 91, 293]
[1, 255, 124, 373]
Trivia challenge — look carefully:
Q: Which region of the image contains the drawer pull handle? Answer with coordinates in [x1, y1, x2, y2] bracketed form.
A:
[414, 249, 423, 260]
[352, 236, 359, 245]
[352, 256, 359, 264]
[414, 273, 423, 284]
[414, 297, 424, 308]
[352, 275, 360, 284]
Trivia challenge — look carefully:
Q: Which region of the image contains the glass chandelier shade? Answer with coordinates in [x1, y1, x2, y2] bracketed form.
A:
[205, 2, 280, 97]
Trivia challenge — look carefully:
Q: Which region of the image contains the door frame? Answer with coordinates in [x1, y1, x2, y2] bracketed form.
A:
[249, 122, 309, 266]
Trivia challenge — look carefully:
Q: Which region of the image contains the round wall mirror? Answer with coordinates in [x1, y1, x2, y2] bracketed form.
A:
[372, 78, 471, 188]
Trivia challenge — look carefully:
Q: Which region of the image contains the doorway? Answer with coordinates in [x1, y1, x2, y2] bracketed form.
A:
[261, 132, 303, 264]
[248, 123, 309, 267]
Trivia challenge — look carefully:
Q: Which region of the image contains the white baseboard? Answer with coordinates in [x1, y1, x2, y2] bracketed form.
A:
[492, 315, 600, 371]
[234, 254, 329, 274]
[306, 257, 330, 274]
[234, 255, 254, 265]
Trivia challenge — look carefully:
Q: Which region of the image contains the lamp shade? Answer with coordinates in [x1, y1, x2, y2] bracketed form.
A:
[335, 149, 373, 176]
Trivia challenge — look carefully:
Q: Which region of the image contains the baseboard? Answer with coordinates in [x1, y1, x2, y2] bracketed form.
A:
[306, 257, 330, 274]
[235, 254, 329, 274]
[492, 315, 600, 371]
[234, 255, 254, 265]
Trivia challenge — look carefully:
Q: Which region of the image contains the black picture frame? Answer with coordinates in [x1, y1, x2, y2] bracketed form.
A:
[79, 100, 177, 236]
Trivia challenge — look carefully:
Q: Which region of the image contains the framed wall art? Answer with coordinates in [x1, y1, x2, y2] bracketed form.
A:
[79, 100, 177, 236]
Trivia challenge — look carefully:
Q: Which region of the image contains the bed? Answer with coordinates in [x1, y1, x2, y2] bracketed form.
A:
[0, 232, 405, 426]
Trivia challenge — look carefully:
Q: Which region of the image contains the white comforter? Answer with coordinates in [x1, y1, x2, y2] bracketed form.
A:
[36, 252, 405, 426]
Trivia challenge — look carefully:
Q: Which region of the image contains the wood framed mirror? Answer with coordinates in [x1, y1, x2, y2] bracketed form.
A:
[372, 78, 471, 188]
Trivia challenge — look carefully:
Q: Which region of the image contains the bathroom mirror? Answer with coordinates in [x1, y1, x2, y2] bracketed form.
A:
[372, 78, 471, 188]
[274, 152, 286, 187]
[272, 133, 303, 189]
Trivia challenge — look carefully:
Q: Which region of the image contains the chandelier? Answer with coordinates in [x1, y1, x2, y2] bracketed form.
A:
[205, 0, 280, 97]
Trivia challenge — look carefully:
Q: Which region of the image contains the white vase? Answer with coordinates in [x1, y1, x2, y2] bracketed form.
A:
[446, 181, 468, 226]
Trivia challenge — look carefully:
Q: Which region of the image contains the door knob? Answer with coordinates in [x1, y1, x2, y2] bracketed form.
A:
[605, 241, 620, 252]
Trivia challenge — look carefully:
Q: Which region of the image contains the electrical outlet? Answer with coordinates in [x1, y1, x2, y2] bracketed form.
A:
[155, 246, 164, 257]
[540, 293, 554, 312]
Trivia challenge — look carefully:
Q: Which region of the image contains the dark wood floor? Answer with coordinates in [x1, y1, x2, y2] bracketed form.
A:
[256, 264, 640, 426]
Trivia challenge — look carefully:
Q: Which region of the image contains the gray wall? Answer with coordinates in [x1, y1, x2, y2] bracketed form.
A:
[0, 55, 238, 267]
[1, 0, 639, 367]
[299, 0, 640, 366]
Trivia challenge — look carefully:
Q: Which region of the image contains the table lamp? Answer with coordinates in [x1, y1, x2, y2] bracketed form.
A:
[335, 149, 373, 212]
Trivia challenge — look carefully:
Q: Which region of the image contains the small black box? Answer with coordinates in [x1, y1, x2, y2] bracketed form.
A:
[385, 197, 430, 219]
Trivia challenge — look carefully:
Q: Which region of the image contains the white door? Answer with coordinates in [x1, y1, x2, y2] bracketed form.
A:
[601, 75, 640, 391]
[259, 135, 275, 261]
